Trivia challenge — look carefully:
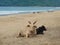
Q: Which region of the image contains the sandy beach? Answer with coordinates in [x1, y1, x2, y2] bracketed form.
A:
[0, 10, 60, 45]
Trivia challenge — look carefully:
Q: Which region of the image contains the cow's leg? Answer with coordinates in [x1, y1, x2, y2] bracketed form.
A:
[25, 33, 29, 38]
[17, 33, 22, 38]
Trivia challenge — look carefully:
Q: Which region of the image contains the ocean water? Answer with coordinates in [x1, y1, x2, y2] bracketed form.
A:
[0, 7, 60, 16]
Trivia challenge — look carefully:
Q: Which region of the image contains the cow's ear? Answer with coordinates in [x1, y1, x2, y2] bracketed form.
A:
[33, 21, 37, 24]
[27, 25, 30, 27]
[28, 21, 31, 24]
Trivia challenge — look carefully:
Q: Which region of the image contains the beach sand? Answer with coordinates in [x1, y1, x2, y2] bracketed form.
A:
[0, 10, 60, 45]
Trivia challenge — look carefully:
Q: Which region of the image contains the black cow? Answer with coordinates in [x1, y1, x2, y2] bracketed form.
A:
[36, 25, 47, 35]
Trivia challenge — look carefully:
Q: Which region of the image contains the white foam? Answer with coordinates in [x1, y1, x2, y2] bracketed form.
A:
[0, 9, 57, 15]
[0, 10, 47, 15]
[0, 11, 28, 15]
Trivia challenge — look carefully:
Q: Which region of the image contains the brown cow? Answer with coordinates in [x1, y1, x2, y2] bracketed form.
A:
[17, 21, 37, 38]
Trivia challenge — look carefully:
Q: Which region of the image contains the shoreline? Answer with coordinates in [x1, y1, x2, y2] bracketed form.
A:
[0, 9, 59, 16]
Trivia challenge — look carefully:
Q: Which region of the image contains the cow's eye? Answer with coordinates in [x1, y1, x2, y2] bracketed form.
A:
[27, 25, 30, 27]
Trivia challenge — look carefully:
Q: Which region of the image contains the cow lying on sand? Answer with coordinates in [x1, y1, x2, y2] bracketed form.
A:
[17, 21, 37, 38]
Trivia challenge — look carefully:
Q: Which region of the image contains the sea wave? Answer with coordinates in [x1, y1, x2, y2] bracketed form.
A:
[0, 11, 26, 15]
[0, 9, 54, 15]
